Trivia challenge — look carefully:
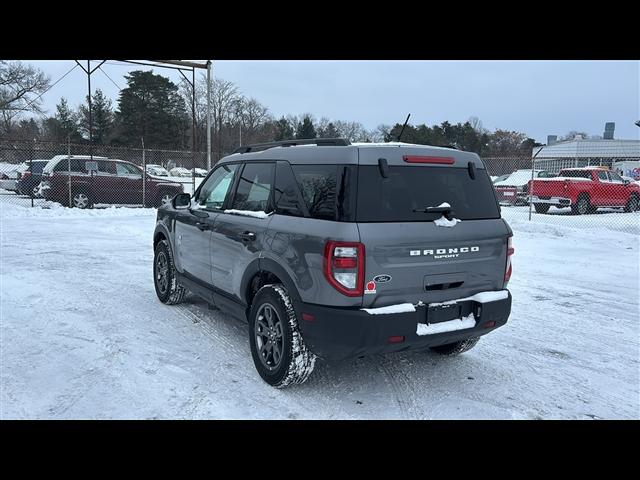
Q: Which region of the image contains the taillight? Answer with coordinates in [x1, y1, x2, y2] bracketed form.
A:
[22, 171, 32, 179]
[504, 236, 514, 286]
[323, 241, 365, 296]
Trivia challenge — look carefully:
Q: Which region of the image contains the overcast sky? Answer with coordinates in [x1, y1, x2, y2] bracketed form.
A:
[27, 60, 640, 143]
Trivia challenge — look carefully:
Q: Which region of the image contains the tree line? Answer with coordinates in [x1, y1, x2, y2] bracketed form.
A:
[5, 60, 604, 161]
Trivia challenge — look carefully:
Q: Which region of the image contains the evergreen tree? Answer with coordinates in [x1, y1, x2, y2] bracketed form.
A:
[78, 89, 114, 144]
[319, 122, 339, 138]
[296, 115, 316, 139]
[112, 71, 189, 149]
[54, 97, 82, 142]
[274, 116, 294, 140]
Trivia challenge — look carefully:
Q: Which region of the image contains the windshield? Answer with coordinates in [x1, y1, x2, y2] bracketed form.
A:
[356, 166, 500, 222]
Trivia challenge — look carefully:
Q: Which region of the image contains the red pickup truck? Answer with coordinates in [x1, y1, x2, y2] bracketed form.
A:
[528, 167, 640, 214]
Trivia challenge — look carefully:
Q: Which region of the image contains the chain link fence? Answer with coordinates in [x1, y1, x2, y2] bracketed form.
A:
[0, 140, 209, 209]
[1, 138, 639, 232]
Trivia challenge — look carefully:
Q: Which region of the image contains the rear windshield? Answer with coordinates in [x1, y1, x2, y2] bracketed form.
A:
[560, 170, 592, 179]
[356, 166, 500, 222]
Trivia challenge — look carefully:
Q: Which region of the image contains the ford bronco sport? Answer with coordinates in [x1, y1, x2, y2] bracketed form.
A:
[153, 139, 513, 388]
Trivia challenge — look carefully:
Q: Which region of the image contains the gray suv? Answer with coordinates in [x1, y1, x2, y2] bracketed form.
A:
[153, 139, 513, 388]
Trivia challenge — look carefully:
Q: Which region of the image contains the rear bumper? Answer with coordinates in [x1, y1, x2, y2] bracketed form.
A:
[297, 291, 512, 362]
[531, 195, 572, 206]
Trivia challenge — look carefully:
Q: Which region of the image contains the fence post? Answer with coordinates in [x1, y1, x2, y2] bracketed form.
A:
[141, 137, 146, 207]
[528, 147, 542, 221]
[67, 136, 72, 208]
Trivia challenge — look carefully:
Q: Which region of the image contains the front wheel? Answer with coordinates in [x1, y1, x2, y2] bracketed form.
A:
[248, 285, 316, 388]
[534, 203, 550, 214]
[70, 190, 92, 209]
[153, 239, 186, 304]
[430, 337, 479, 356]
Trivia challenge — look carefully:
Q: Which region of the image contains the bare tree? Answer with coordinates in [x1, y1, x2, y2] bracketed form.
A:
[0, 61, 51, 135]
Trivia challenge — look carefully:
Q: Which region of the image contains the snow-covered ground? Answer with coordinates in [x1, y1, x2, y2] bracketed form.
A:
[1, 203, 638, 419]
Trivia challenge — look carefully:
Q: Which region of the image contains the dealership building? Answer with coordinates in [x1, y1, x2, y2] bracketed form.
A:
[533, 123, 640, 174]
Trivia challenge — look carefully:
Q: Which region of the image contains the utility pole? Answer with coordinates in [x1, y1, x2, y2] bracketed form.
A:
[75, 60, 105, 161]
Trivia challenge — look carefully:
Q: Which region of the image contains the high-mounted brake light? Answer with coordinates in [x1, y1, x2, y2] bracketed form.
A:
[323, 240, 365, 296]
[504, 236, 514, 285]
[403, 156, 455, 164]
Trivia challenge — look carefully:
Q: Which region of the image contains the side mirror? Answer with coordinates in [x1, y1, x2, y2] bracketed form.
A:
[173, 193, 191, 209]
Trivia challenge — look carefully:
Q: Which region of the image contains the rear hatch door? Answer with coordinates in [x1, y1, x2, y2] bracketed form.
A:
[356, 146, 511, 308]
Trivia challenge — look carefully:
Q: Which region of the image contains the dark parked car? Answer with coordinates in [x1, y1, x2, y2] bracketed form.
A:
[17, 160, 49, 197]
[39, 155, 184, 208]
[153, 138, 513, 388]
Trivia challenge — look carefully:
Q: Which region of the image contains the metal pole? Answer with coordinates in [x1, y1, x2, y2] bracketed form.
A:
[192, 67, 196, 195]
[87, 60, 93, 162]
[68, 136, 72, 208]
[142, 137, 146, 207]
[528, 147, 542, 221]
[206, 60, 212, 171]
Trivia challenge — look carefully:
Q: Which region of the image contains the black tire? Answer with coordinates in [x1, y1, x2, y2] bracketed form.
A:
[534, 203, 550, 214]
[624, 194, 639, 213]
[430, 337, 480, 356]
[248, 284, 316, 388]
[153, 239, 187, 305]
[69, 189, 92, 209]
[571, 194, 590, 215]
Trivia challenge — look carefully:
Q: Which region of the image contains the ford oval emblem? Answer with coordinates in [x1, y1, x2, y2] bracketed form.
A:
[373, 274, 392, 283]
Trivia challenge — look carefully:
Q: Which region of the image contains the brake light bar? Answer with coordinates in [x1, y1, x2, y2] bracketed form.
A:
[403, 156, 455, 164]
[323, 240, 365, 297]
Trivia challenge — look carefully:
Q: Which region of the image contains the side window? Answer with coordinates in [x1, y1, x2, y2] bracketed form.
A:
[98, 161, 116, 175]
[196, 163, 238, 210]
[596, 171, 608, 182]
[116, 163, 140, 176]
[608, 171, 624, 183]
[291, 165, 337, 221]
[273, 161, 305, 217]
[230, 163, 274, 212]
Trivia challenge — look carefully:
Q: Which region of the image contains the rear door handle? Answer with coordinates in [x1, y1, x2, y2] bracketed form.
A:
[196, 222, 211, 231]
[240, 231, 256, 242]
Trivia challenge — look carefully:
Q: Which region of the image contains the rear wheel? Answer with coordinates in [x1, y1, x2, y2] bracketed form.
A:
[571, 194, 590, 215]
[624, 195, 639, 213]
[534, 203, 550, 214]
[430, 337, 479, 356]
[248, 284, 316, 388]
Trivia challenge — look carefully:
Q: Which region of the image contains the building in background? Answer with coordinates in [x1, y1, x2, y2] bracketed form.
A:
[533, 123, 640, 174]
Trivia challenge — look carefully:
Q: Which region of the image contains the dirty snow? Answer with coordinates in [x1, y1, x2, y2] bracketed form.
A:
[0, 203, 638, 419]
[361, 303, 416, 315]
[416, 314, 477, 336]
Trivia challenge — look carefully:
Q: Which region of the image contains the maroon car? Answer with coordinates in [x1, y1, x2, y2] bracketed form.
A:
[39, 155, 184, 208]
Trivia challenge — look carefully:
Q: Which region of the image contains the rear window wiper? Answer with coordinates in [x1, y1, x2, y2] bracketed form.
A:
[413, 203, 455, 219]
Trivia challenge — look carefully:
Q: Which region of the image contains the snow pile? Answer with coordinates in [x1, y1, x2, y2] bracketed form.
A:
[416, 313, 476, 336]
[434, 215, 461, 227]
[429, 290, 509, 307]
[223, 209, 271, 219]
[0, 202, 157, 219]
[361, 303, 416, 315]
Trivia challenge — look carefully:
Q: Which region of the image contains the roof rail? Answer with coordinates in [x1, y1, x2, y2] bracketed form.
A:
[233, 138, 351, 154]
